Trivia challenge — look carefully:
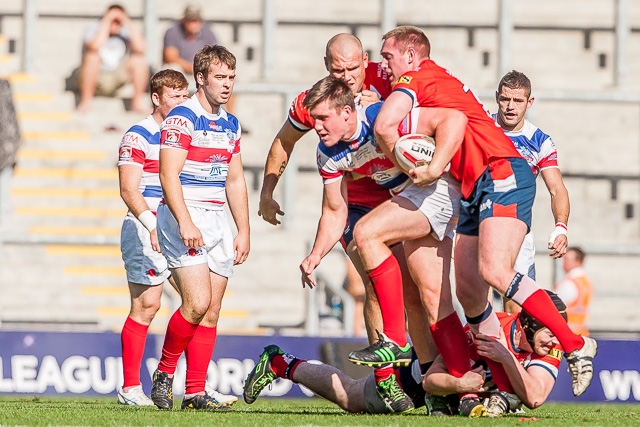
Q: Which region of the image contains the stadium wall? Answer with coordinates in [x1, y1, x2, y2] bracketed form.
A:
[0, 331, 637, 403]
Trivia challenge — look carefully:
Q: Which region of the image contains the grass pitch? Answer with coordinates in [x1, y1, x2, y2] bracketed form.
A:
[0, 396, 639, 427]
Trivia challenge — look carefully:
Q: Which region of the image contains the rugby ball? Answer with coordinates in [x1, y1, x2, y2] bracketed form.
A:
[393, 133, 437, 172]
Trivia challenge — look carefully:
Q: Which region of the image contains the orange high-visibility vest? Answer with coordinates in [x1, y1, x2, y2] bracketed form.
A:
[564, 273, 593, 336]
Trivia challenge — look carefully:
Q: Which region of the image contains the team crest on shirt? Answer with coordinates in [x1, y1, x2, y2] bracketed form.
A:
[547, 348, 562, 361]
[118, 145, 132, 161]
[396, 75, 412, 84]
[163, 130, 181, 147]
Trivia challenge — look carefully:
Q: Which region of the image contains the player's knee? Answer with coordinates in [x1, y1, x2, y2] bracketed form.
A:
[478, 263, 511, 293]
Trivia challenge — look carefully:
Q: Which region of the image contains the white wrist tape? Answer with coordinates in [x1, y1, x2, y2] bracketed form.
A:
[548, 222, 567, 244]
[137, 210, 157, 233]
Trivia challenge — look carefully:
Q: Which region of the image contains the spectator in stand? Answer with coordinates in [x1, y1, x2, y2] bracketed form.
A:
[554, 247, 593, 336]
[74, 4, 149, 113]
[162, 4, 217, 94]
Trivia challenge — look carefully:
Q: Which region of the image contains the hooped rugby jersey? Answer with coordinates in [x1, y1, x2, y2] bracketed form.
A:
[160, 96, 241, 210]
[496, 312, 562, 379]
[289, 61, 393, 209]
[118, 115, 163, 212]
[391, 59, 522, 198]
[317, 103, 409, 194]
[492, 115, 559, 176]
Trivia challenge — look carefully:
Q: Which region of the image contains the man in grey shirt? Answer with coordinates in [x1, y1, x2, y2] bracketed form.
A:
[163, 4, 217, 92]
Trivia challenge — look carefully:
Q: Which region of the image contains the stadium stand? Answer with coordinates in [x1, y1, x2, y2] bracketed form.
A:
[0, 0, 639, 335]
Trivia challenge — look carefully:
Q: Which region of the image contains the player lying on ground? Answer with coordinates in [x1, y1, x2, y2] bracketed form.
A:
[423, 291, 569, 418]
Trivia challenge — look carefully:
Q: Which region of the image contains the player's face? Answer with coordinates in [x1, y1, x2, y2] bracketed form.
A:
[157, 86, 189, 119]
[326, 52, 367, 95]
[380, 38, 412, 82]
[198, 61, 236, 107]
[496, 86, 533, 132]
[310, 100, 351, 146]
[532, 328, 560, 356]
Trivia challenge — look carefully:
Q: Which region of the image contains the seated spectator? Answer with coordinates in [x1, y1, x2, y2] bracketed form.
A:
[162, 4, 217, 93]
[73, 4, 149, 113]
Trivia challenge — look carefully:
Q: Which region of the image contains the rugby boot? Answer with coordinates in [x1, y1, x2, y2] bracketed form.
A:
[458, 396, 486, 418]
[565, 336, 598, 397]
[181, 393, 231, 411]
[348, 330, 412, 367]
[376, 374, 414, 413]
[116, 385, 154, 406]
[150, 370, 173, 409]
[425, 393, 455, 416]
[243, 344, 284, 404]
[485, 391, 522, 418]
[205, 384, 239, 406]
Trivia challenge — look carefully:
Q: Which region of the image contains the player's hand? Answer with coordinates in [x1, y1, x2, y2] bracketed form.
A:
[178, 221, 204, 249]
[548, 225, 568, 259]
[408, 165, 439, 187]
[150, 229, 162, 253]
[458, 366, 487, 393]
[258, 197, 284, 226]
[300, 254, 321, 288]
[475, 332, 512, 364]
[360, 90, 381, 107]
[233, 231, 250, 265]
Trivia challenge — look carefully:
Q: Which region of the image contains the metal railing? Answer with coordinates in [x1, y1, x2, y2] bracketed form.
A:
[7, 0, 634, 85]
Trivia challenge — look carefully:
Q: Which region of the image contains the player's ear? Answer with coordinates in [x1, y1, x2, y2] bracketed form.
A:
[527, 96, 535, 108]
[151, 92, 161, 108]
[495, 91, 500, 103]
[323, 56, 330, 72]
[362, 51, 369, 63]
[196, 72, 205, 87]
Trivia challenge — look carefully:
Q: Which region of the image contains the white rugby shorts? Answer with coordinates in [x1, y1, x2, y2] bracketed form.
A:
[514, 230, 536, 279]
[395, 174, 462, 241]
[156, 204, 235, 278]
[120, 213, 170, 286]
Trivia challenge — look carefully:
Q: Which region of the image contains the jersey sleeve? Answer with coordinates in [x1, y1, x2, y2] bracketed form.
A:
[536, 135, 559, 170]
[316, 144, 344, 184]
[363, 61, 393, 100]
[160, 106, 195, 151]
[118, 128, 147, 167]
[526, 345, 563, 380]
[287, 90, 314, 132]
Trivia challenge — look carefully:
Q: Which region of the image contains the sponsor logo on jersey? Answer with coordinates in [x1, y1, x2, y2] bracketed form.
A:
[209, 154, 227, 163]
[396, 75, 412, 85]
[164, 117, 188, 129]
[548, 348, 562, 361]
[123, 133, 139, 144]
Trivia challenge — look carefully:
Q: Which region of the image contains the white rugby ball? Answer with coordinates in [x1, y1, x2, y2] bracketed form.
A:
[394, 133, 437, 172]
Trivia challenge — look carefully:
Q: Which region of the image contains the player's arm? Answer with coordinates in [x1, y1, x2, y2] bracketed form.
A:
[373, 91, 413, 168]
[118, 9, 146, 55]
[118, 164, 161, 253]
[225, 153, 250, 265]
[300, 178, 348, 288]
[422, 355, 486, 396]
[475, 334, 555, 409]
[258, 120, 306, 225]
[409, 107, 467, 185]
[540, 167, 570, 258]
[158, 147, 202, 248]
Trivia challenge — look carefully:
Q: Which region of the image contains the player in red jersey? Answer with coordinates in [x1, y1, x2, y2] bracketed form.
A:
[258, 33, 406, 346]
[424, 291, 568, 418]
[372, 26, 597, 405]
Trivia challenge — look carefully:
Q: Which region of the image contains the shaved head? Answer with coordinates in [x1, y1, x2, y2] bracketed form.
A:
[323, 33, 368, 95]
[325, 33, 363, 61]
